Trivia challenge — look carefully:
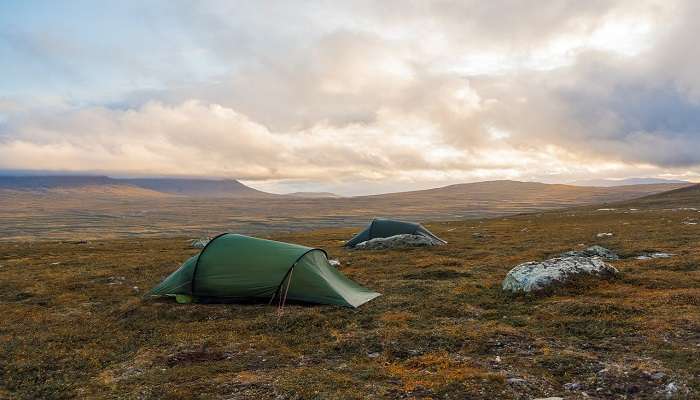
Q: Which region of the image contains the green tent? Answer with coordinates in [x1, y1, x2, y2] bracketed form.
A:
[345, 218, 446, 248]
[148, 234, 380, 308]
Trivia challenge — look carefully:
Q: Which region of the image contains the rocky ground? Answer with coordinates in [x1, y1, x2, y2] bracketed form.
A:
[1, 205, 699, 399]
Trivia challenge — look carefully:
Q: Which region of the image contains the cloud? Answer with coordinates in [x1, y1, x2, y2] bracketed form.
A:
[1, 0, 699, 193]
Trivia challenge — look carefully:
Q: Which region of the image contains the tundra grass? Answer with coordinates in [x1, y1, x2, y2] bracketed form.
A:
[1, 208, 698, 399]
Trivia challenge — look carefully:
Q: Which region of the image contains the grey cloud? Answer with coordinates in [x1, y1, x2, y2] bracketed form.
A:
[1, 0, 699, 191]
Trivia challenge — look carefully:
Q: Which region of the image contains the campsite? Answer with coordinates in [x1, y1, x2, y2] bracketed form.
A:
[2, 186, 699, 399]
[4, 1, 700, 399]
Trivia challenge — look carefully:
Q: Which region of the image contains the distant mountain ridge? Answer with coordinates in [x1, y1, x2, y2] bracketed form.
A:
[618, 183, 700, 208]
[285, 192, 341, 198]
[570, 177, 691, 187]
[121, 178, 271, 197]
[0, 175, 691, 202]
[0, 175, 272, 197]
[0, 177, 693, 240]
[0, 175, 118, 189]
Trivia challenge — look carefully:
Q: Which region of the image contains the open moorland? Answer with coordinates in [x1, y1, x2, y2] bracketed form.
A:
[1, 185, 699, 399]
[0, 179, 689, 241]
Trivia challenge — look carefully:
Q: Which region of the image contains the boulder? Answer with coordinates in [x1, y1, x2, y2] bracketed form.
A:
[502, 256, 618, 293]
[353, 234, 443, 250]
[561, 245, 619, 260]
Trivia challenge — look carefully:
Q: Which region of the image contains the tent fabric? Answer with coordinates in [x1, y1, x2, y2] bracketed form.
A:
[345, 218, 446, 248]
[148, 234, 379, 308]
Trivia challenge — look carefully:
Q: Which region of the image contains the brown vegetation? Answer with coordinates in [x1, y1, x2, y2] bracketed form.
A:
[1, 193, 698, 398]
[0, 181, 689, 241]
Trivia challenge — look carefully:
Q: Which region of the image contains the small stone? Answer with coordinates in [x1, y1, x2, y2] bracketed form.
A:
[663, 382, 678, 398]
[596, 232, 614, 238]
[651, 372, 666, 381]
[561, 245, 619, 260]
[367, 352, 380, 359]
[636, 252, 674, 260]
[328, 259, 341, 267]
[507, 378, 527, 385]
[191, 238, 211, 248]
[564, 382, 582, 391]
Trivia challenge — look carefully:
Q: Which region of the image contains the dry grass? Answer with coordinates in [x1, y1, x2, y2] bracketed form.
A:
[0, 181, 688, 241]
[1, 205, 699, 399]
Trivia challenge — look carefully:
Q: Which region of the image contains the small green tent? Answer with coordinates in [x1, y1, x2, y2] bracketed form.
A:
[345, 218, 446, 248]
[148, 234, 379, 308]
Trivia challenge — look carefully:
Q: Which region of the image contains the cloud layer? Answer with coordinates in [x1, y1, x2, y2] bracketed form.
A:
[1, 0, 699, 194]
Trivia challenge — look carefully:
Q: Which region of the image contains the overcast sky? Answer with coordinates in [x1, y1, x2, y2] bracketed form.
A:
[1, 1, 699, 195]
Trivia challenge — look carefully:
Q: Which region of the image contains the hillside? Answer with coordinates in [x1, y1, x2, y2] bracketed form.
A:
[0, 176, 169, 198]
[0, 175, 119, 189]
[0, 179, 690, 241]
[570, 177, 691, 187]
[618, 183, 700, 208]
[122, 178, 272, 197]
[0, 176, 272, 198]
[360, 180, 691, 210]
[285, 192, 342, 198]
[2, 194, 697, 398]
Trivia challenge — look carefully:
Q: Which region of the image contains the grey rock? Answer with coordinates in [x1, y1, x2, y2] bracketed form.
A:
[191, 238, 211, 249]
[663, 382, 678, 398]
[562, 245, 619, 260]
[650, 372, 666, 381]
[636, 252, 674, 260]
[328, 259, 341, 268]
[502, 256, 619, 293]
[506, 378, 527, 385]
[596, 232, 614, 238]
[564, 382, 582, 390]
[354, 234, 444, 250]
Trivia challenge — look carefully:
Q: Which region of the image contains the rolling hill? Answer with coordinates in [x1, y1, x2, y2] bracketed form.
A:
[121, 178, 272, 197]
[570, 177, 691, 187]
[0, 176, 272, 198]
[285, 192, 342, 198]
[0, 177, 692, 240]
[358, 180, 691, 211]
[617, 183, 700, 208]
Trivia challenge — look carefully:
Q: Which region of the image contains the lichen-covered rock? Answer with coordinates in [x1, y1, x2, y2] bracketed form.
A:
[636, 252, 674, 260]
[562, 245, 619, 260]
[353, 234, 443, 250]
[502, 256, 618, 293]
